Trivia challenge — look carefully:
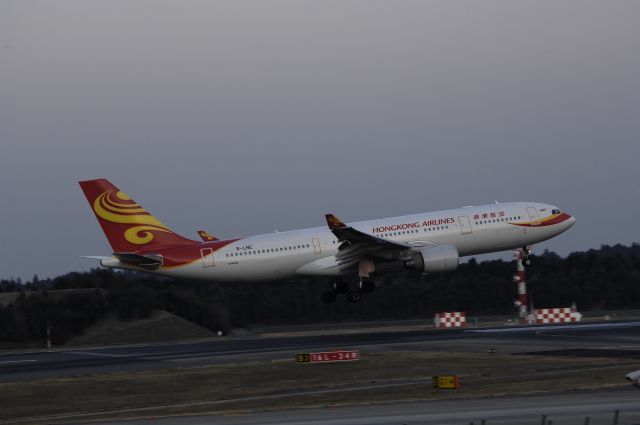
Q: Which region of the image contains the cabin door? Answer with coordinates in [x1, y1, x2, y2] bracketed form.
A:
[201, 248, 215, 268]
[526, 207, 541, 225]
[458, 215, 472, 235]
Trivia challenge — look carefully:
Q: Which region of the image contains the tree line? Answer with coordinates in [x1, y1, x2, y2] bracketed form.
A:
[0, 243, 638, 345]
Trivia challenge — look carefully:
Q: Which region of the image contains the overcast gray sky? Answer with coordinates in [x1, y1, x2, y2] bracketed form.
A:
[1, 0, 639, 281]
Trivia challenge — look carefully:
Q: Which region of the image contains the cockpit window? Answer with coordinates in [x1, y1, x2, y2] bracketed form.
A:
[551, 209, 562, 215]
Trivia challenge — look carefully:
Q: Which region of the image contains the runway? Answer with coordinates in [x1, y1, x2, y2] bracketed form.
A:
[2, 320, 640, 382]
[87, 387, 640, 425]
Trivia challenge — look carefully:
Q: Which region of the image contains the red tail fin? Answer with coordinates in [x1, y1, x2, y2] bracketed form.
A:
[79, 179, 196, 252]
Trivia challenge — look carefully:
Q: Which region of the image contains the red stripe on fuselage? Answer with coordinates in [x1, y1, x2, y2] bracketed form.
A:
[510, 213, 572, 227]
[138, 238, 241, 268]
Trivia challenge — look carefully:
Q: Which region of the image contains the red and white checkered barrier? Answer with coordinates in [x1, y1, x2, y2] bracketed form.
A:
[535, 307, 582, 324]
[434, 312, 466, 328]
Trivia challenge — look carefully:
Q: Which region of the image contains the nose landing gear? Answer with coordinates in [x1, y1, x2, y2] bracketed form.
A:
[521, 245, 533, 267]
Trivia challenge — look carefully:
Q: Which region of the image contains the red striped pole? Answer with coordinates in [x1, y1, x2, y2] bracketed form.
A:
[513, 249, 528, 323]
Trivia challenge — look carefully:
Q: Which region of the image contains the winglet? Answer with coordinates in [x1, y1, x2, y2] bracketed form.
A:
[325, 213, 347, 230]
[197, 230, 218, 242]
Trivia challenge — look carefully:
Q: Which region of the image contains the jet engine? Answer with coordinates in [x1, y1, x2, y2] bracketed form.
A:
[626, 369, 640, 387]
[405, 245, 459, 273]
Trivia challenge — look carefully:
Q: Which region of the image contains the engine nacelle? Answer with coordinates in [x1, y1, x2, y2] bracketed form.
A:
[405, 245, 459, 273]
[626, 369, 640, 386]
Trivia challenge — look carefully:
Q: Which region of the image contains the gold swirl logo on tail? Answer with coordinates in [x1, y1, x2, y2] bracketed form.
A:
[94, 190, 172, 245]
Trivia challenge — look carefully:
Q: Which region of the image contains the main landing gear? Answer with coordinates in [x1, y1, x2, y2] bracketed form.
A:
[358, 277, 375, 293]
[321, 277, 375, 303]
[346, 290, 361, 303]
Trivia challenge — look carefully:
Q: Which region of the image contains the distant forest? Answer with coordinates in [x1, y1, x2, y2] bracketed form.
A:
[1, 243, 639, 344]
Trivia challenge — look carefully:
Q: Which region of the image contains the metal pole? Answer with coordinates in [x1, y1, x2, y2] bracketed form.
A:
[46, 320, 52, 349]
[612, 409, 619, 425]
[540, 414, 546, 425]
[584, 416, 590, 425]
[514, 249, 528, 323]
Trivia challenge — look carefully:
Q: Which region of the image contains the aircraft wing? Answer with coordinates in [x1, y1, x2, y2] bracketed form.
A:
[325, 213, 412, 270]
[325, 214, 411, 248]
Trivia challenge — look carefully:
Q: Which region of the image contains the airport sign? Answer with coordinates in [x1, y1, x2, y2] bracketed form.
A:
[296, 350, 360, 363]
[432, 375, 461, 389]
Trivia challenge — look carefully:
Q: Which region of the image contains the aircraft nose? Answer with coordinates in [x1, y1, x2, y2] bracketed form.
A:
[566, 213, 576, 228]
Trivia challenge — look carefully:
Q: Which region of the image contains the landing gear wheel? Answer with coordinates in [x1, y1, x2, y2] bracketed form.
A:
[331, 280, 349, 294]
[347, 290, 362, 303]
[321, 291, 337, 304]
[522, 257, 532, 267]
[358, 278, 375, 293]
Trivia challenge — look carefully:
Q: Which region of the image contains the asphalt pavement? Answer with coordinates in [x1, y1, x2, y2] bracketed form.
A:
[93, 387, 640, 425]
[2, 320, 640, 382]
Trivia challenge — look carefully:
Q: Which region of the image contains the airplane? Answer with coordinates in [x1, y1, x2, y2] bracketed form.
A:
[79, 179, 576, 303]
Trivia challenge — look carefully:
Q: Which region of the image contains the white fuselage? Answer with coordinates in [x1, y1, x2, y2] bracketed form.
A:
[150, 202, 575, 282]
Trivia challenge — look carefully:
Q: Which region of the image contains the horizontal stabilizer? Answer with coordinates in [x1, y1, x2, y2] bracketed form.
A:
[81, 255, 113, 262]
[113, 252, 163, 270]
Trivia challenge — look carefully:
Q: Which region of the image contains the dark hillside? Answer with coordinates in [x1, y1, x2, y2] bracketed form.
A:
[1, 243, 638, 346]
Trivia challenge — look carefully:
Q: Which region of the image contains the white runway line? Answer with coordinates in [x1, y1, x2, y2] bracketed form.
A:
[66, 350, 169, 358]
[66, 351, 138, 358]
[0, 360, 36, 365]
[467, 321, 640, 333]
